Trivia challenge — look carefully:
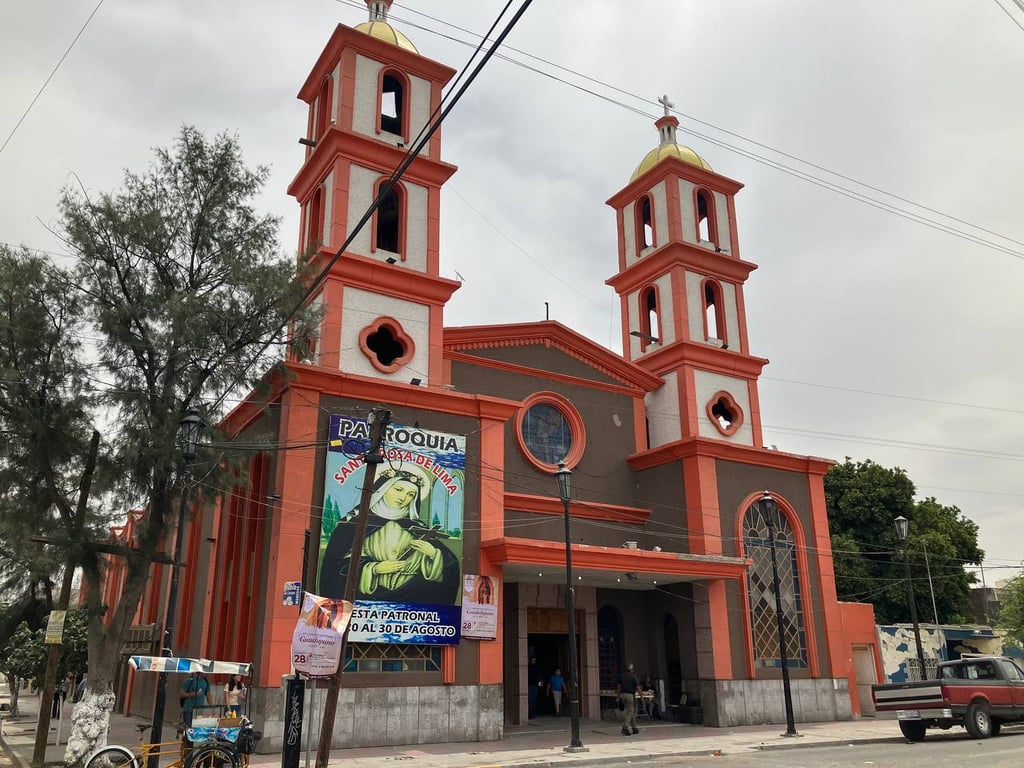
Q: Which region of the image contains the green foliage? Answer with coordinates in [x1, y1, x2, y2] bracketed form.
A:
[1, 622, 47, 682]
[60, 126, 316, 506]
[825, 458, 982, 624]
[0, 246, 95, 594]
[1000, 575, 1024, 647]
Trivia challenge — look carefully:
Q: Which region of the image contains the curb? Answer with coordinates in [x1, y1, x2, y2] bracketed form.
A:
[753, 735, 905, 752]
[0, 730, 30, 768]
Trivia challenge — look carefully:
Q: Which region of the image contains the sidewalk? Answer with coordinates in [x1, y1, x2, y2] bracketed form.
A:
[1, 691, 904, 768]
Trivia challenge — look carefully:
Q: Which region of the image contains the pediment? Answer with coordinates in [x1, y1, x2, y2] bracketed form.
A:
[444, 321, 662, 392]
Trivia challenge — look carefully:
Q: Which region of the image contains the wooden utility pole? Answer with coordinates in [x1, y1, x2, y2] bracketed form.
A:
[32, 430, 101, 768]
[314, 406, 390, 768]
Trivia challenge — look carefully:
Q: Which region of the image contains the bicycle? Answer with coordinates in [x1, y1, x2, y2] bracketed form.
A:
[85, 722, 244, 768]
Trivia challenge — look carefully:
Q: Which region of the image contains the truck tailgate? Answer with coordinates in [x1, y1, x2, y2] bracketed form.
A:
[872, 681, 944, 711]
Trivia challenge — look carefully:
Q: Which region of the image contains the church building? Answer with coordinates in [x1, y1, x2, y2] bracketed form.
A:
[107, 0, 881, 750]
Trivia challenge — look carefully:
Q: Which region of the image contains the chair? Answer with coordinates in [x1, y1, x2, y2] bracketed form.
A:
[637, 692, 655, 721]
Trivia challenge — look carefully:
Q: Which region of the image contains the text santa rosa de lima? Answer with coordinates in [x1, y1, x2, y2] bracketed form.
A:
[331, 418, 464, 497]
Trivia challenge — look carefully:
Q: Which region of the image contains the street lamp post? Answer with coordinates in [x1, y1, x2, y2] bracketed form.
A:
[554, 463, 585, 753]
[149, 409, 204, 768]
[759, 491, 798, 737]
[894, 515, 927, 679]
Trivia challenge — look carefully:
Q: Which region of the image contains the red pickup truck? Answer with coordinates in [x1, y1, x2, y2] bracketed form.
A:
[872, 655, 1024, 741]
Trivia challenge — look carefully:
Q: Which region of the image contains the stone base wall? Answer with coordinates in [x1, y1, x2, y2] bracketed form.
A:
[253, 681, 503, 752]
[690, 678, 852, 727]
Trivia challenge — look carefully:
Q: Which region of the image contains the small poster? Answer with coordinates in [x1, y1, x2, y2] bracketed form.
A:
[283, 581, 303, 606]
[291, 592, 353, 678]
[44, 610, 67, 645]
[460, 575, 498, 639]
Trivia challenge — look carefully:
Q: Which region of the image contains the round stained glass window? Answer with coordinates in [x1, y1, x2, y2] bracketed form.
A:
[523, 403, 572, 465]
[516, 392, 586, 470]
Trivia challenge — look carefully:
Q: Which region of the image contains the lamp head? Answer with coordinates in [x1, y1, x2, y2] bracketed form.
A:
[894, 515, 909, 542]
[179, 408, 204, 462]
[554, 461, 572, 503]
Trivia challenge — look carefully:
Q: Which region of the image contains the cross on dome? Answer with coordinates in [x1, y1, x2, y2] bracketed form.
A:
[656, 93, 679, 146]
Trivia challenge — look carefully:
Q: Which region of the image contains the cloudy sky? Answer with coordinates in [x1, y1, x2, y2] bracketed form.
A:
[2, 1, 1022, 581]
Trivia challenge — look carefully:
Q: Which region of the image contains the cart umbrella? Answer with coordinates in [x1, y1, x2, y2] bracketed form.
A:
[129, 656, 252, 676]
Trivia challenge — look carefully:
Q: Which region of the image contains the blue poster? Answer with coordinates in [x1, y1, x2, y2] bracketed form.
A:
[318, 415, 466, 645]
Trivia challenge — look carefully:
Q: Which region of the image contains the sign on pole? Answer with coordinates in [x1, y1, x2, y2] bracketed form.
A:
[44, 611, 67, 645]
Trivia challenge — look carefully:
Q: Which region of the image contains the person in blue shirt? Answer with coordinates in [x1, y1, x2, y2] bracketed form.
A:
[179, 672, 209, 727]
[547, 668, 565, 716]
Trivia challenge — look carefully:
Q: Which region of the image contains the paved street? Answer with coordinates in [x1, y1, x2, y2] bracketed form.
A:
[599, 728, 1024, 768]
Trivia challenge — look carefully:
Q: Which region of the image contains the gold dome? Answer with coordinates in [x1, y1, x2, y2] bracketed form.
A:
[354, 21, 418, 54]
[630, 142, 712, 182]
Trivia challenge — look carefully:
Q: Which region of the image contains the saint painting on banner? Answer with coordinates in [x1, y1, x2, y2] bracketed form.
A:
[318, 415, 466, 644]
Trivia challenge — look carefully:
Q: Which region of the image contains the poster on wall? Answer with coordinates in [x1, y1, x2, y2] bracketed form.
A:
[318, 414, 466, 645]
[461, 575, 499, 640]
[291, 591, 354, 678]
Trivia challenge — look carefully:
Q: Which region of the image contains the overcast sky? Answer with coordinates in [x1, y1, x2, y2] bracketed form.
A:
[2, 1, 1022, 583]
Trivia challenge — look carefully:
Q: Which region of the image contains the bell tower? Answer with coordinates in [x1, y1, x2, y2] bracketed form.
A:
[288, 0, 459, 386]
[606, 97, 768, 449]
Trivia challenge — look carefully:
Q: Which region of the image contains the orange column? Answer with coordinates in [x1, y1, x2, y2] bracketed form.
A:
[683, 454, 733, 679]
[807, 470, 847, 683]
[477, 406, 507, 684]
[258, 386, 320, 686]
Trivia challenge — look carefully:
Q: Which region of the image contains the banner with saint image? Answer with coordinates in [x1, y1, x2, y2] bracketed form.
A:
[318, 415, 466, 644]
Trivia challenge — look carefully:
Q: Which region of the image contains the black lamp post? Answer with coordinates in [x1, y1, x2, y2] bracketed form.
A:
[759, 491, 798, 737]
[554, 462, 585, 753]
[894, 515, 927, 679]
[149, 409, 204, 767]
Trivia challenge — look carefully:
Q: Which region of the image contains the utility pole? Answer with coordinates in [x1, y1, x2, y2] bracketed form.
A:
[314, 407, 390, 768]
[922, 540, 939, 628]
[32, 430, 100, 768]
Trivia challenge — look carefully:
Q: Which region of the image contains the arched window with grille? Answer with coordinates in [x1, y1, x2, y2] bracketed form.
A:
[742, 497, 808, 669]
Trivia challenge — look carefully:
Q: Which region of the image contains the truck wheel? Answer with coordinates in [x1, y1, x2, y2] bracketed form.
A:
[964, 702, 992, 739]
[899, 720, 927, 741]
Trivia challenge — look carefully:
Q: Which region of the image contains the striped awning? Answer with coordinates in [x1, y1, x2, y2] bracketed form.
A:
[129, 656, 252, 676]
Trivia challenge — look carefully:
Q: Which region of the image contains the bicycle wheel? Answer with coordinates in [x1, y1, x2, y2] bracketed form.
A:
[184, 744, 239, 768]
[85, 746, 138, 768]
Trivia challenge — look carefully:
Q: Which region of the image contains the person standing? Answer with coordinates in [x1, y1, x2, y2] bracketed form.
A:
[527, 658, 544, 719]
[547, 667, 565, 716]
[617, 663, 639, 736]
[223, 674, 246, 718]
[180, 672, 209, 727]
[51, 678, 69, 718]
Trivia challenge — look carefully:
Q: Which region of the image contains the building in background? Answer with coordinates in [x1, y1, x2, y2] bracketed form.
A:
[102, 0, 880, 749]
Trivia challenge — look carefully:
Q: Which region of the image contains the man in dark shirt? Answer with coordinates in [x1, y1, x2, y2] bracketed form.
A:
[617, 662, 639, 735]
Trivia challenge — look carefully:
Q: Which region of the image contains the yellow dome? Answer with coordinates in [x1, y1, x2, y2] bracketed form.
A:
[354, 21, 418, 54]
[630, 143, 712, 182]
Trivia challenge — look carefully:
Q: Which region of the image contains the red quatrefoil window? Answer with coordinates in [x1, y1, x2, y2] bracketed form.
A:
[706, 390, 743, 437]
[358, 317, 415, 373]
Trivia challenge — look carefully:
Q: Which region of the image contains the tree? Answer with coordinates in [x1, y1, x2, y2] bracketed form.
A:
[0, 246, 95, 606]
[56, 126, 314, 766]
[1000, 575, 1024, 647]
[1, 622, 47, 716]
[824, 458, 981, 624]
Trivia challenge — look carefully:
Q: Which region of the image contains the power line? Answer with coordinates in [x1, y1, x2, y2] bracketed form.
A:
[0, 0, 106, 158]
[205, 0, 536, 418]
[993, 0, 1024, 32]
[361, 1, 1024, 261]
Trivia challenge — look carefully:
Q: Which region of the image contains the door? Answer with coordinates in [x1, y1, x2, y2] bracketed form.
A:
[852, 645, 878, 716]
